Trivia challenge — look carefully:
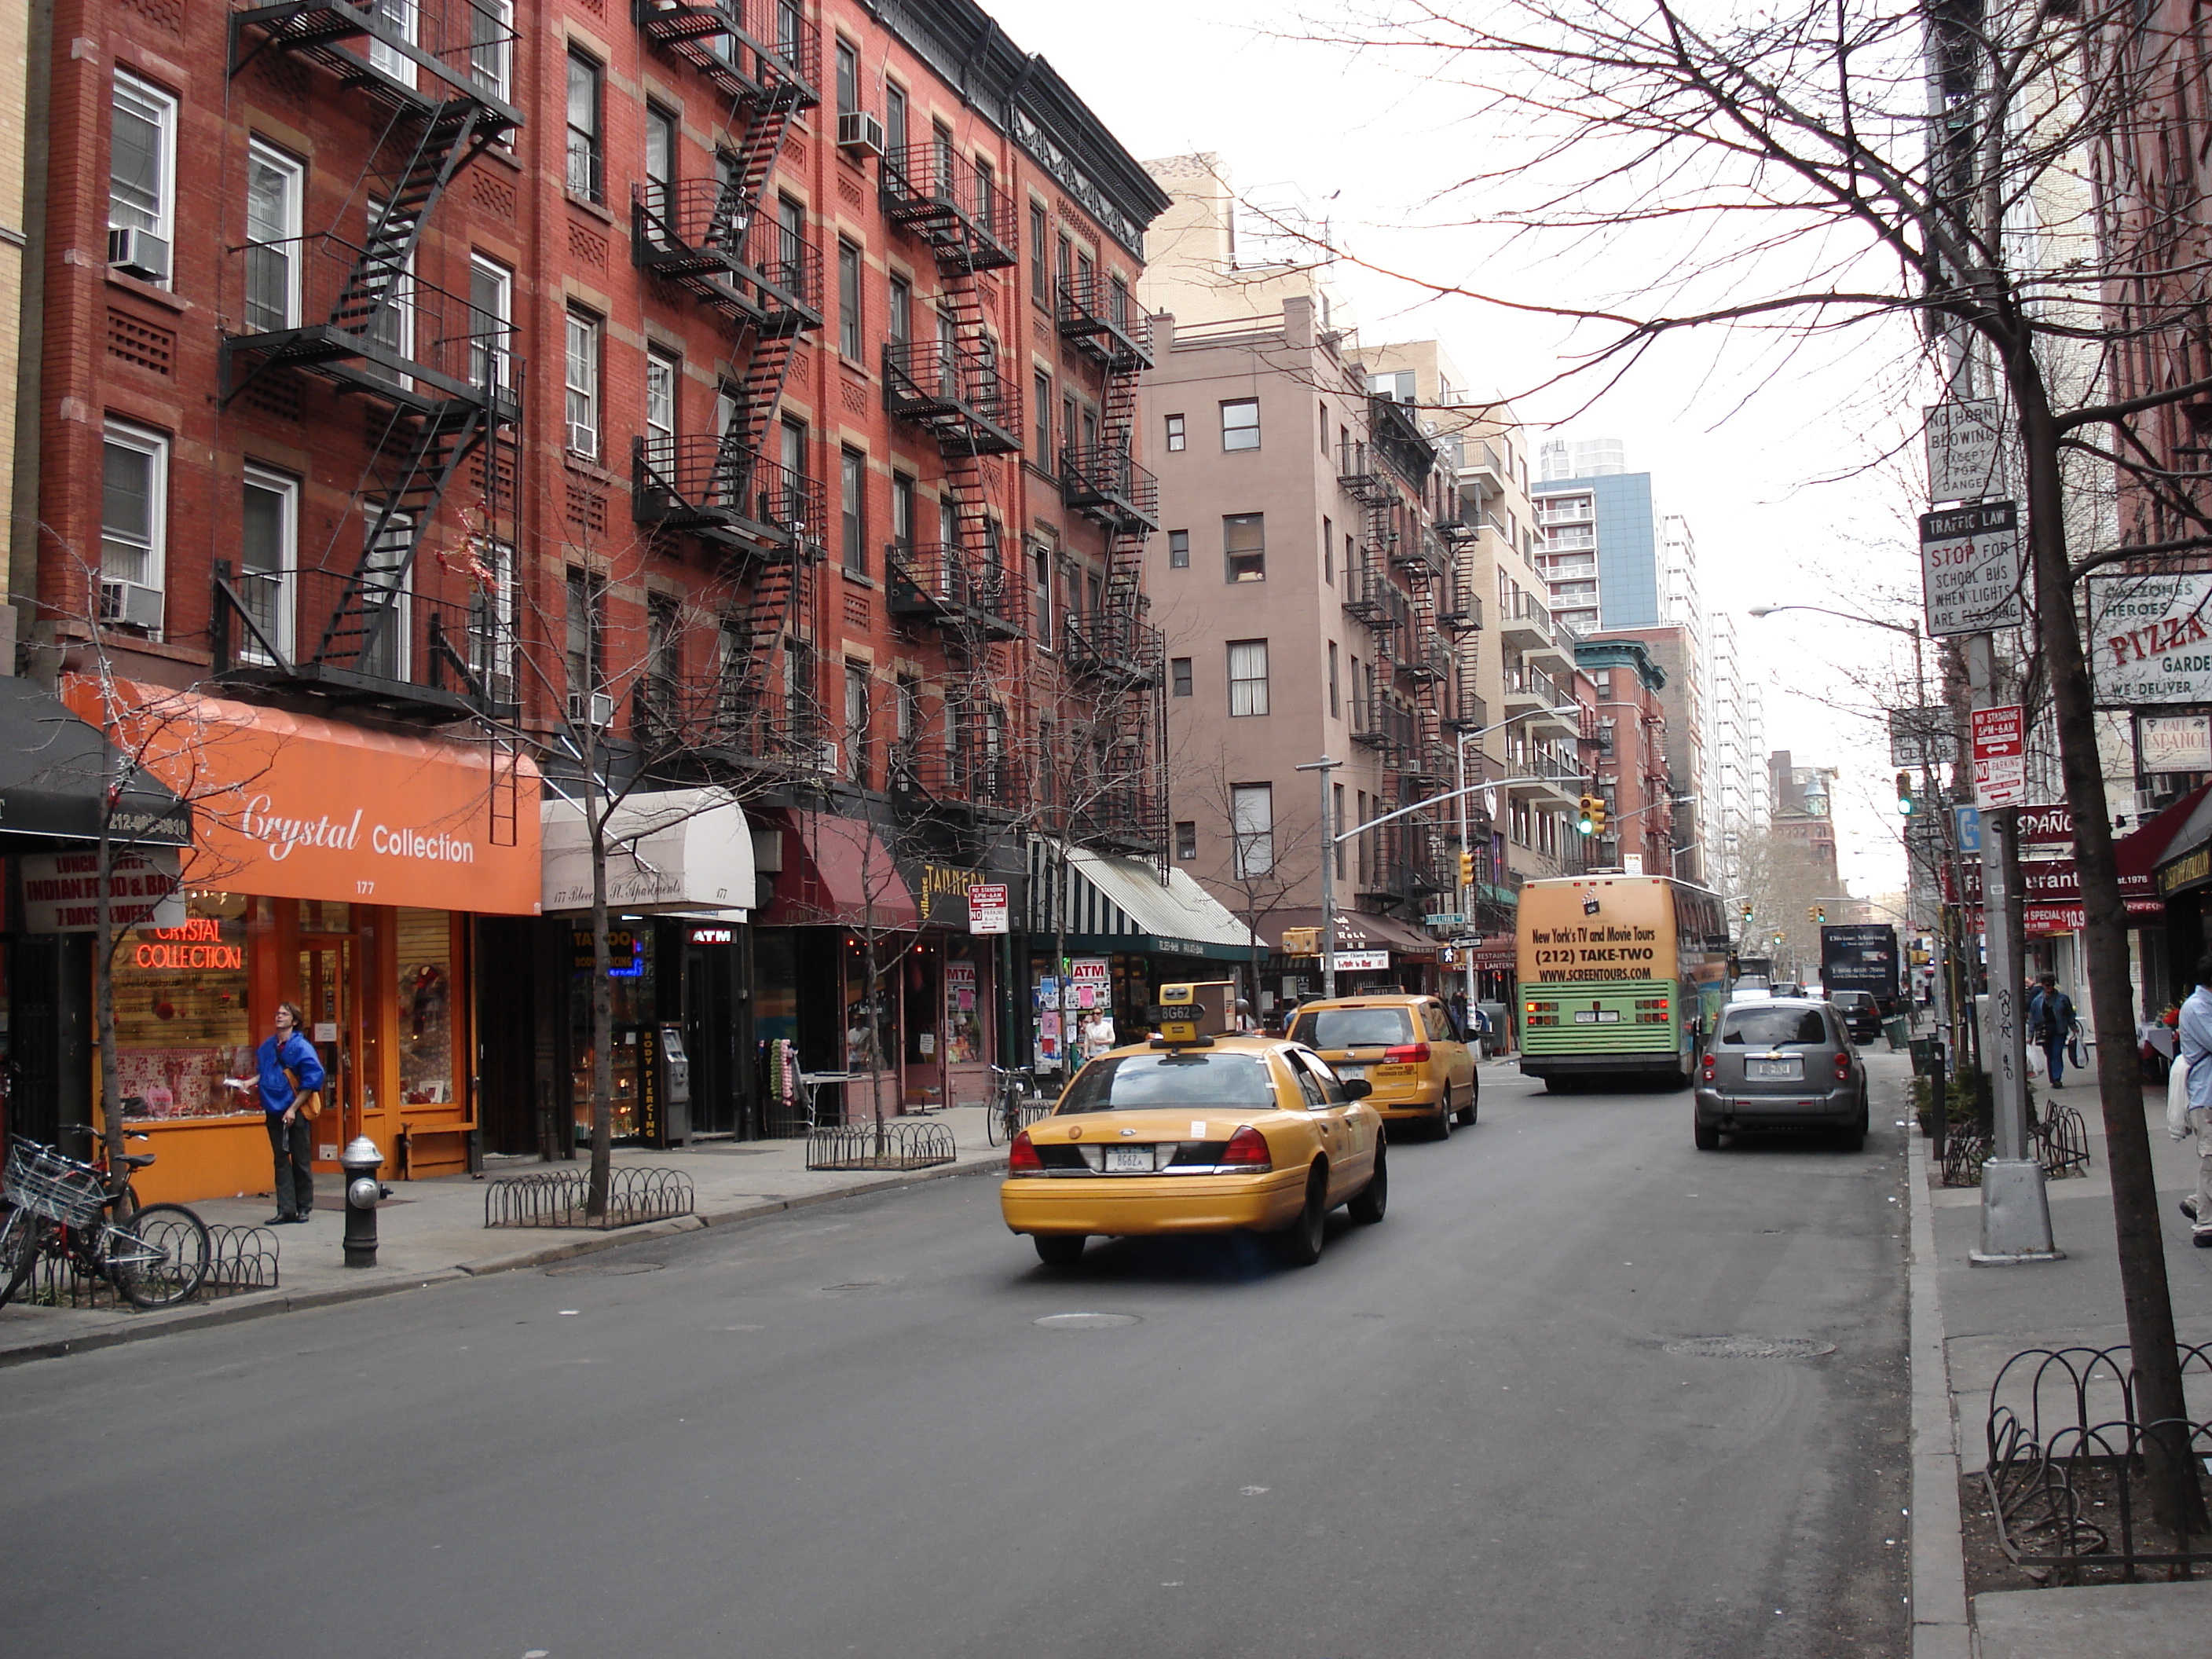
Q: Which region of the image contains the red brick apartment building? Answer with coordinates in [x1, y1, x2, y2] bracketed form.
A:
[9, 0, 1174, 1193]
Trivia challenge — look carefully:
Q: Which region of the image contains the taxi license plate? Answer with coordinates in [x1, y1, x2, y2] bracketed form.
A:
[1573, 1010, 1621, 1024]
[1104, 1146, 1153, 1173]
[1749, 1058, 1802, 1080]
[1335, 1064, 1367, 1080]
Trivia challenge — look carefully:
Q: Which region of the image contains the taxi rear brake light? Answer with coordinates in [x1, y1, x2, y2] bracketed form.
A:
[1008, 1130, 1044, 1174]
[1383, 1043, 1431, 1065]
[1221, 1126, 1273, 1170]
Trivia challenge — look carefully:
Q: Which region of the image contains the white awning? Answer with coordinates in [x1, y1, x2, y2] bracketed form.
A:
[541, 789, 754, 916]
[1028, 840, 1260, 960]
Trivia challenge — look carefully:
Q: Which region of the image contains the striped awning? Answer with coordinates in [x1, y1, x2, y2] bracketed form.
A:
[1027, 840, 1260, 961]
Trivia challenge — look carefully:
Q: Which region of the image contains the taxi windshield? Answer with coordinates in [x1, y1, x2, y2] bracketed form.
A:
[1288, 1007, 1413, 1049]
[1058, 1052, 1279, 1111]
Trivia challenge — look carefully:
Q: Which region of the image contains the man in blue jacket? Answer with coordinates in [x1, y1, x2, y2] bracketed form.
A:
[2030, 972, 2078, 1087]
[244, 1002, 325, 1225]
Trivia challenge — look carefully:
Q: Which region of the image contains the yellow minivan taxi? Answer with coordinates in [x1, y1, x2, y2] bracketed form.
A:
[1285, 994, 1477, 1140]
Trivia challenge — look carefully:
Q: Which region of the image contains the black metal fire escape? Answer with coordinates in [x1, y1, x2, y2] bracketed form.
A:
[221, 1, 523, 722]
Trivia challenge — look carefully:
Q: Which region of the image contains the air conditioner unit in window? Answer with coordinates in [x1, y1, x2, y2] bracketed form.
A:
[567, 690, 616, 729]
[837, 111, 886, 158]
[108, 227, 171, 284]
[100, 579, 164, 632]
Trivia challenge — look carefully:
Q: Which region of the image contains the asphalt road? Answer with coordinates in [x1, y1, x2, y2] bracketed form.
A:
[0, 1063, 1910, 1659]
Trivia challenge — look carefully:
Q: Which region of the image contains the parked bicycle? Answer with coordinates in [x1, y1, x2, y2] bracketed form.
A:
[0, 1131, 211, 1311]
[986, 1064, 1050, 1146]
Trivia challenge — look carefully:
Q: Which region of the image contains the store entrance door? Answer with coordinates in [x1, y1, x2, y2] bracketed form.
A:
[298, 937, 358, 1160]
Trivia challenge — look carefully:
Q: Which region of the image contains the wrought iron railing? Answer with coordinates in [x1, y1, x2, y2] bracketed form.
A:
[879, 144, 1018, 267]
[633, 434, 823, 544]
[885, 541, 1014, 630]
[1058, 444, 1159, 527]
[882, 339, 1021, 449]
[632, 180, 822, 320]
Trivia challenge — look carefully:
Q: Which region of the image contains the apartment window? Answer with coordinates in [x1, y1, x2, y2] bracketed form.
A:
[647, 590, 682, 687]
[1174, 821, 1198, 862]
[565, 50, 602, 202]
[366, 0, 416, 82]
[1227, 639, 1269, 716]
[1075, 247, 1094, 302]
[884, 82, 908, 156]
[974, 158, 996, 232]
[564, 309, 600, 456]
[564, 568, 605, 700]
[896, 674, 919, 745]
[645, 349, 679, 448]
[890, 473, 915, 555]
[101, 421, 167, 628]
[844, 660, 870, 786]
[1033, 373, 1052, 463]
[1224, 512, 1265, 583]
[840, 448, 867, 573]
[1231, 784, 1274, 878]
[775, 192, 805, 285]
[643, 104, 677, 228]
[468, 255, 512, 390]
[1221, 398, 1260, 451]
[1328, 641, 1340, 717]
[1319, 401, 1328, 454]
[469, 0, 512, 100]
[1055, 234, 1072, 297]
[780, 416, 808, 488]
[110, 73, 175, 285]
[1167, 530, 1189, 569]
[242, 141, 303, 332]
[1061, 393, 1079, 460]
[1170, 657, 1192, 697]
[1356, 791, 1369, 883]
[1030, 203, 1049, 302]
[837, 240, 863, 359]
[1031, 544, 1053, 640]
[1369, 370, 1415, 402]
[784, 638, 815, 745]
[1164, 413, 1185, 452]
[834, 37, 859, 117]
[1322, 515, 1334, 584]
[239, 465, 296, 661]
[887, 274, 911, 345]
[1333, 785, 1347, 879]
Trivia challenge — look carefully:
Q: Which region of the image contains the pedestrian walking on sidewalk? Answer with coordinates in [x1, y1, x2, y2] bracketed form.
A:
[2175, 955, 2212, 1248]
[235, 1002, 324, 1225]
[2030, 973, 2078, 1087]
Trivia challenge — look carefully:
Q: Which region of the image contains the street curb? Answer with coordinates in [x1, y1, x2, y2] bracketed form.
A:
[0, 1152, 1012, 1366]
[1906, 1092, 1975, 1659]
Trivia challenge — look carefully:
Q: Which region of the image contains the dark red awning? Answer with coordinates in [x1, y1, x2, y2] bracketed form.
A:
[758, 811, 920, 928]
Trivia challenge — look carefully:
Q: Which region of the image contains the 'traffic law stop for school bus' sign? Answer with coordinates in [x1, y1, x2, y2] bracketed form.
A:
[2086, 571, 2212, 707]
[1920, 501, 2024, 636]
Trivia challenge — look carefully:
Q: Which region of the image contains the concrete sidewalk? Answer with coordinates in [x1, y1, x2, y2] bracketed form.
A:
[0, 1103, 1016, 1367]
[1903, 1041, 2212, 1657]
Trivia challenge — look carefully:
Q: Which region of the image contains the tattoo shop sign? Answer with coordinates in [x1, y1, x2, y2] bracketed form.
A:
[2085, 572, 2212, 706]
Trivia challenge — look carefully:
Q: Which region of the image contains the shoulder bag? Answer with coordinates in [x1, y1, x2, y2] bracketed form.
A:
[284, 1064, 323, 1121]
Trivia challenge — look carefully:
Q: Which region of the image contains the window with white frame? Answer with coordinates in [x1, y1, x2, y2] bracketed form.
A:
[1231, 783, 1274, 877]
[363, 196, 415, 385]
[565, 308, 601, 456]
[1220, 397, 1259, 451]
[469, 0, 513, 102]
[469, 537, 515, 701]
[645, 349, 679, 448]
[468, 255, 512, 390]
[108, 72, 175, 285]
[368, 0, 418, 85]
[565, 49, 602, 201]
[243, 141, 303, 332]
[239, 465, 297, 661]
[101, 421, 167, 629]
[1227, 639, 1269, 716]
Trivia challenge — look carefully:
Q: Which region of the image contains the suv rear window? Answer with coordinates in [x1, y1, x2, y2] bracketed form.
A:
[1057, 1052, 1279, 1111]
[1288, 1007, 1415, 1049]
[1719, 1007, 1829, 1046]
[1832, 991, 1873, 1009]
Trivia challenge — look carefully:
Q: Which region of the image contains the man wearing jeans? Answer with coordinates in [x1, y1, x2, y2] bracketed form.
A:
[2031, 972, 2078, 1086]
[234, 1002, 324, 1225]
[2176, 955, 2212, 1247]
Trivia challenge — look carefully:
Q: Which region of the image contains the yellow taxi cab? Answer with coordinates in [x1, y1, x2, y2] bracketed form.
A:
[1284, 994, 1477, 1141]
[1001, 985, 1388, 1269]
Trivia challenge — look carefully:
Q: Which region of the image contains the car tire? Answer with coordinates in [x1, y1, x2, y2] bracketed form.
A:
[1032, 1235, 1086, 1267]
[1275, 1167, 1328, 1265]
[1432, 1093, 1453, 1141]
[1694, 1116, 1720, 1151]
[1840, 1099, 1868, 1152]
[1348, 1145, 1388, 1224]
[1457, 1079, 1479, 1126]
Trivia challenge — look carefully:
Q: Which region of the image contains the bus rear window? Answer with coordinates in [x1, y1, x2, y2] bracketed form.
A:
[1289, 1008, 1414, 1049]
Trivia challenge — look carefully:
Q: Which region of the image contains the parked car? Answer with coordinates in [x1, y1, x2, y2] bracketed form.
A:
[1829, 988, 1882, 1043]
[1694, 998, 1870, 1151]
[1287, 994, 1478, 1139]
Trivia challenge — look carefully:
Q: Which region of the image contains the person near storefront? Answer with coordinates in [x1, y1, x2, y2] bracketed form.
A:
[2173, 954, 2212, 1247]
[1080, 1009, 1119, 1063]
[229, 1002, 324, 1225]
[2029, 972, 2078, 1087]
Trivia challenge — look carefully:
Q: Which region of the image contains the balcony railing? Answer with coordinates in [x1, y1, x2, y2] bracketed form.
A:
[1055, 270, 1150, 370]
[224, 233, 519, 410]
[628, 672, 822, 765]
[633, 435, 823, 551]
[1336, 438, 1392, 504]
[886, 542, 1019, 637]
[632, 181, 822, 331]
[1058, 445, 1159, 532]
[880, 144, 1018, 272]
[233, 0, 526, 120]
[632, 0, 819, 108]
[1403, 628, 1452, 683]
[883, 339, 1021, 453]
[1442, 686, 1489, 731]
[1439, 577, 1483, 633]
[1063, 610, 1163, 687]
[1503, 664, 1566, 708]
[1073, 784, 1166, 857]
[211, 562, 515, 723]
[1350, 690, 1417, 753]
[887, 739, 1023, 813]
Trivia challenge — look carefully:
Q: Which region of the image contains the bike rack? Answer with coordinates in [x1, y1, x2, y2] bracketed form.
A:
[13, 1221, 275, 1309]
[1938, 1104, 2090, 1188]
[482, 1166, 696, 1229]
[805, 1119, 956, 1172]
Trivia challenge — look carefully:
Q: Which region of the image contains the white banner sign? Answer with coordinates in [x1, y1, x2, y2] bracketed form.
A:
[2089, 573, 2212, 706]
[20, 849, 185, 932]
[1331, 949, 1390, 972]
[1924, 400, 2007, 503]
[2141, 714, 2212, 773]
[1920, 501, 2023, 636]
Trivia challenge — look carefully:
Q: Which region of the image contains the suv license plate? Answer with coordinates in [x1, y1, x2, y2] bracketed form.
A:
[1104, 1146, 1153, 1173]
[1749, 1058, 1802, 1080]
[1573, 1010, 1621, 1024]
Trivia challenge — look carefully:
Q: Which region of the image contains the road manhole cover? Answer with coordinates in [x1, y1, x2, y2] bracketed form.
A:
[1664, 1335, 1834, 1360]
[544, 1261, 665, 1277]
[1034, 1312, 1141, 1329]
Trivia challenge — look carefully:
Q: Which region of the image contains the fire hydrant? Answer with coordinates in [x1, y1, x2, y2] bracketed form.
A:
[340, 1135, 384, 1268]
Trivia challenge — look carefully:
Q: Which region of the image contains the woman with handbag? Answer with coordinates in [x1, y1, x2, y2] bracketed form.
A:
[228, 1002, 326, 1225]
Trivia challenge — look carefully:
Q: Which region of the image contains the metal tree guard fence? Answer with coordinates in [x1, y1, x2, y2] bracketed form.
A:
[1939, 1102, 2089, 1187]
[13, 1222, 278, 1309]
[482, 1167, 696, 1229]
[1983, 1342, 2212, 1580]
[805, 1120, 956, 1172]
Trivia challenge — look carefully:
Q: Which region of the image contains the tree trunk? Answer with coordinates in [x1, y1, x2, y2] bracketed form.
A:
[94, 804, 123, 1182]
[2018, 373, 2207, 1535]
[587, 749, 613, 1222]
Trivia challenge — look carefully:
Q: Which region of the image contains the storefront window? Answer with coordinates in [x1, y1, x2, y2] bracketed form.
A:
[113, 900, 252, 1119]
[943, 944, 983, 1064]
[397, 909, 454, 1104]
[570, 921, 652, 1141]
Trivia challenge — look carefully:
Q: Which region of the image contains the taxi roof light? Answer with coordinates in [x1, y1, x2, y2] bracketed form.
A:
[1220, 1126, 1273, 1170]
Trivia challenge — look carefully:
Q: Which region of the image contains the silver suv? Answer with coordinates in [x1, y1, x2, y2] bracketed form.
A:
[1694, 998, 1869, 1151]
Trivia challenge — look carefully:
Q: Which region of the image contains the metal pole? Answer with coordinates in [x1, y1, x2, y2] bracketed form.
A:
[1965, 631, 2060, 1263]
[1296, 756, 1344, 999]
[1458, 734, 1478, 1027]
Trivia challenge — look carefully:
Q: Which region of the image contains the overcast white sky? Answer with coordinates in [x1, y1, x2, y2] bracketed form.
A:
[985, 0, 1922, 903]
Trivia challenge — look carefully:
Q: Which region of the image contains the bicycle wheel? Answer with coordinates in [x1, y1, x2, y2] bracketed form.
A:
[987, 1091, 1008, 1145]
[0, 1208, 46, 1310]
[106, 1203, 211, 1309]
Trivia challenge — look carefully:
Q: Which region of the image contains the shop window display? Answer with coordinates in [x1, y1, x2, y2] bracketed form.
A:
[397, 908, 453, 1104]
[943, 947, 982, 1064]
[570, 921, 650, 1141]
[113, 897, 253, 1119]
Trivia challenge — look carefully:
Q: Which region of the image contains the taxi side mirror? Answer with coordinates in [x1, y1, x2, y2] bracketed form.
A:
[1339, 1079, 1374, 1101]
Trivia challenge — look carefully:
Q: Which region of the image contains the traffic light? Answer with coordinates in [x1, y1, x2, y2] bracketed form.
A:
[1588, 797, 1608, 836]
[1809, 906, 1819, 925]
[1895, 771, 1914, 816]
[1457, 848, 1476, 886]
[1741, 903, 1754, 922]
[1576, 795, 1596, 834]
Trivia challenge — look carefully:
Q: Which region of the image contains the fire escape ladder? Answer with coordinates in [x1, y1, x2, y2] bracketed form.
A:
[705, 95, 799, 253]
[333, 100, 487, 337]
